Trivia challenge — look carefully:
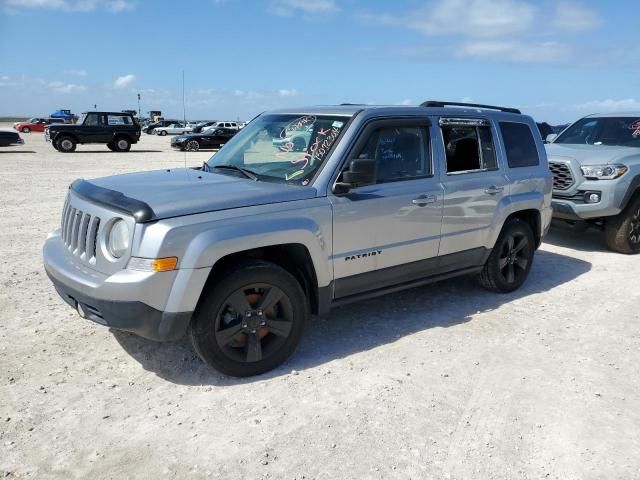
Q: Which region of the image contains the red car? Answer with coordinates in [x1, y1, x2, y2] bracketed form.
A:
[13, 118, 62, 133]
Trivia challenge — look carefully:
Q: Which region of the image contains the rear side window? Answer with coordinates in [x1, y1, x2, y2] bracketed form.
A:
[107, 115, 132, 126]
[440, 118, 497, 173]
[500, 122, 539, 168]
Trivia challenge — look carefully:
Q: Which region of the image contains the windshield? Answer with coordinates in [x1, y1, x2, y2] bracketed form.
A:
[205, 113, 349, 185]
[555, 116, 640, 147]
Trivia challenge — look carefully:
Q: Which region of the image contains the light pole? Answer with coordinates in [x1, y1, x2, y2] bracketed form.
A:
[137, 93, 141, 118]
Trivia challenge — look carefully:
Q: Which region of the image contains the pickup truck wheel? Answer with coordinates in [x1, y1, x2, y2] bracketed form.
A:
[479, 219, 534, 293]
[113, 137, 131, 152]
[190, 260, 308, 377]
[22, 127, 30, 133]
[56, 136, 76, 153]
[604, 195, 640, 254]
[186, 140, 199, 151]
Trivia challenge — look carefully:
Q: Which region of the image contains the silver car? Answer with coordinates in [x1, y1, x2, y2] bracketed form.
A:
[43, 101, 552, 376]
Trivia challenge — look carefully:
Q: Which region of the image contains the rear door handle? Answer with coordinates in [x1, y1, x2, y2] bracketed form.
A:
[484, 186, 504, 195]
[412, 194, 437, 206]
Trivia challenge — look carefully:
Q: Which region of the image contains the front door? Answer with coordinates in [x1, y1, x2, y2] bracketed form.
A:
[329, 118, 444, 299]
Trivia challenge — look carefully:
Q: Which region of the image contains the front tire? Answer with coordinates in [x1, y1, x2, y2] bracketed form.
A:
[479, 218, 535, 293]
[56, 136, 76, 153]
[190, 260, 308, 377]
[186, 140, 200, 152]
[22, 127, 30, 133]
[158, 130, 167, 136]
[604, 195, 640, 254]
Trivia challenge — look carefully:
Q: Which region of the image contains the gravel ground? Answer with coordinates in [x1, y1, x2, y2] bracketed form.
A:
[1, 124, 639, 479]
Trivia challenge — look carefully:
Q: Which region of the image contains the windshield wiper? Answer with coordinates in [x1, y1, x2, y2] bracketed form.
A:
[211, 164, 259, 181]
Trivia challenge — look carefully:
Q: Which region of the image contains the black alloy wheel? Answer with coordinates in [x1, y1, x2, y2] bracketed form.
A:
[605, 195, 640, 254]
[479, 219, 535, 293]
[190, 260, 308, 377]
[186, 140, 200, 151]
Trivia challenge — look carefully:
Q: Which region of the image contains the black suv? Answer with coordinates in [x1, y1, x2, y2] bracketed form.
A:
[46, 112, 141, 153]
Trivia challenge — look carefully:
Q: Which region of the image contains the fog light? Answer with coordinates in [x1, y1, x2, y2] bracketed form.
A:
[585, 192, 601, 204]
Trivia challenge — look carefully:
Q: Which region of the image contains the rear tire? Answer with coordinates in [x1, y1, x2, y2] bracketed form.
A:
[22, 127, 30, 133]
[159, 130, 167, 136]
[56, 136, 76, 153]
[604, 195, 640, 254]
[479, 218, 535, 293]
[113, 136, 131, 152]
[186, 140, 200, 152]
[190, 260, 308, 377]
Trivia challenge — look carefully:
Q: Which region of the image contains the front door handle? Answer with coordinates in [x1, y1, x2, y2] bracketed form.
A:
[484, 186, 504, 195]
[412, 194, 437, 206]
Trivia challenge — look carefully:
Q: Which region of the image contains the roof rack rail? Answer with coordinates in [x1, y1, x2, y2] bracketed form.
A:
[340, 103, 365, 106]
[420, 100, 521, 114]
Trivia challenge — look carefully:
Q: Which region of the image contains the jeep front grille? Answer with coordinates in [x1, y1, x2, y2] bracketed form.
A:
[61, 199, 101, 263]
[549, 161, 574, 190]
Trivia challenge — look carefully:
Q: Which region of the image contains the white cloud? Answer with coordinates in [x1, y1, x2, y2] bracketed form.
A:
[65, 69, 87, 76]
[1, 0, 135, 13]
[359, 0, 601, 65]
[278, 88, 299, 97]
[361, 0, 536, 39]
[271, 0, 339, 16]
[48, 81, 87, 93]
[113, 74, 136, 89]
[551, 1, 600, 32]
[572, 99, 640, 113]
[456, 40, 570, 62]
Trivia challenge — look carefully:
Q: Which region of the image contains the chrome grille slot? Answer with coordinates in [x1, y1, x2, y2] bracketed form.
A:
[87, 217, 100, 261]
[549, 161, 575, 190]
[60, 202, 101, 263]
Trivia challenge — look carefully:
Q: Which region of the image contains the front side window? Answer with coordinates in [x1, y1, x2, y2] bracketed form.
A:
[555, 116, 640, 147]
[499, 122, 539, 168]
[205, 113, 349, 185]
[351, 126, 430, 183]
[84, 113, 101, 126]
[441, 118, 497, 173]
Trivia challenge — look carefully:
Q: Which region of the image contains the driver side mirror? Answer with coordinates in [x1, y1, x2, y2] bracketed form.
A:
[545, 133, 558, 143]
[333, 158, 377, 194]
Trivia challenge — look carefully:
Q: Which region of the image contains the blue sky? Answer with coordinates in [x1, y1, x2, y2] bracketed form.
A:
[0, 0, 638, 123]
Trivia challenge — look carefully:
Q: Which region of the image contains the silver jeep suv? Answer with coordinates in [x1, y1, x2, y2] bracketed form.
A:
[43, 101, 552, 376]
[546, 113, 640, 253]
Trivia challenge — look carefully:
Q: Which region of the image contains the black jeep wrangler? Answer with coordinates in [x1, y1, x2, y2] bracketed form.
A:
[46, 111, 141, 153]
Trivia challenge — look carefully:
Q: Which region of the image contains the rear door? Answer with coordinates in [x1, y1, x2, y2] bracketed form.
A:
[437, 117, 508, 256]
[329, 117, 444, 298]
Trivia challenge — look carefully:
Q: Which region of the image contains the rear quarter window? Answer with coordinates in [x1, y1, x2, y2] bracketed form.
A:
[107, 115, 132, 126]
[499, 122, 539, 168]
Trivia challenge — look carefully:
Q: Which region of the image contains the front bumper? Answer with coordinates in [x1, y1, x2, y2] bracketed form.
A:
[43, 232, 193, 341]
[551, 180, 625, 220]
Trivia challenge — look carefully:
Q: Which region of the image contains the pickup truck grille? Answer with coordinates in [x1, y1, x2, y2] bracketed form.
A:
[549, 161, 575, 190]
[61, 199, 101, 263]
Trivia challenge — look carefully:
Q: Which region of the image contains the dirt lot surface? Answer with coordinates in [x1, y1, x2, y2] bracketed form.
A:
[1, 124, 639, 479]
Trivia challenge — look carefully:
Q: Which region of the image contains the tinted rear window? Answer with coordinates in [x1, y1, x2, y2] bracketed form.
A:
[499, 122, 539, 168]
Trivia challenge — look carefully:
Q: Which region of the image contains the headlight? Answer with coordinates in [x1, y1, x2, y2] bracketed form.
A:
[580, 164, 628, 180]
[107, 219, 130, 259]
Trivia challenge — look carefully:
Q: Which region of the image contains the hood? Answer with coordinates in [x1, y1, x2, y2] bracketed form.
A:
[76, 168, 317, 221]
[545, 143, 640, 165]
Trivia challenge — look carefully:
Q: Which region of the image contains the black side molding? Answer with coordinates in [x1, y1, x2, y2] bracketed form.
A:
[70, 179, 155, 223]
